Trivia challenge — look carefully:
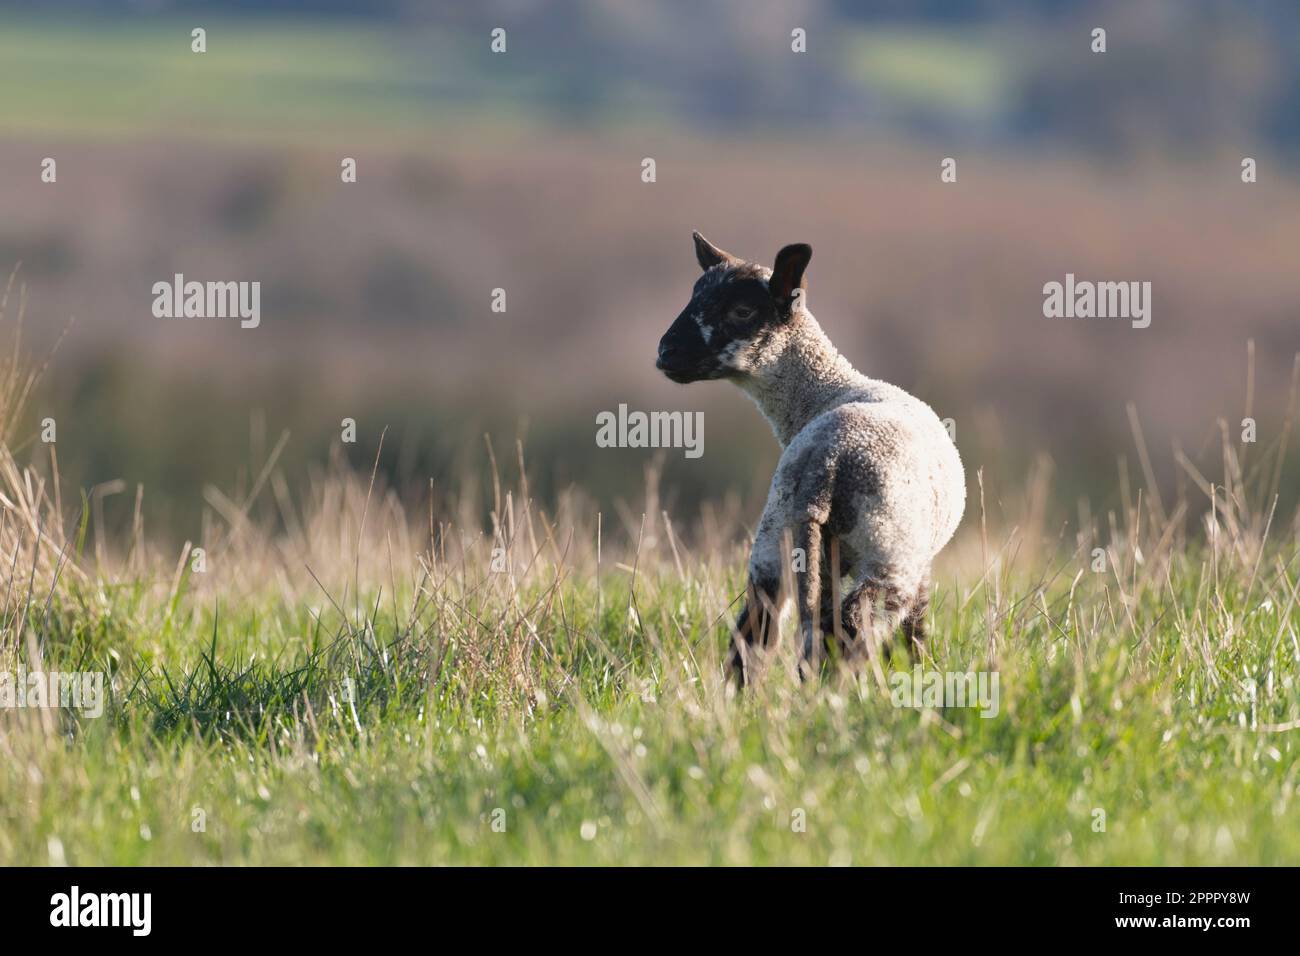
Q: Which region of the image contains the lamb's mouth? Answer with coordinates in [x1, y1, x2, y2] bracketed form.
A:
[656, 357, 712, 383]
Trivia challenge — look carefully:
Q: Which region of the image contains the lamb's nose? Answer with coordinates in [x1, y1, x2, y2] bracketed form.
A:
[657, 343, 677, 366]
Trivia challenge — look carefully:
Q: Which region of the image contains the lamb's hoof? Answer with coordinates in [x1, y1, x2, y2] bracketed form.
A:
[727, 644, 751, 689]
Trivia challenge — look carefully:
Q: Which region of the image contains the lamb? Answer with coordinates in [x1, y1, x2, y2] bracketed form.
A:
[656, 232, 966, 685]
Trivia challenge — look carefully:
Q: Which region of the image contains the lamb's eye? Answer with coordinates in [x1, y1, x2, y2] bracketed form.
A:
[728, 304, 756, 321]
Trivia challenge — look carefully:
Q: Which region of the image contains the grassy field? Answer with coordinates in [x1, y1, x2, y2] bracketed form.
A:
[4, 9, 1299, 868]
[0, 14, 1012, 142]
[1, 346, 1299, 867]
[0, 16, 441, 141]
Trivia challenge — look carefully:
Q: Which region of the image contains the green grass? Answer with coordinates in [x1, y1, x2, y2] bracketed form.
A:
[0, 15, 1022, 144]
[838, 26, 1014, 117]
[0, 16, 486, 141]
[2, 454, 1298, 866]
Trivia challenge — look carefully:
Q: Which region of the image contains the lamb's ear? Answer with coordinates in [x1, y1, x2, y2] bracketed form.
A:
[770, 243, 812, 310]
[693, 231, 736, 271]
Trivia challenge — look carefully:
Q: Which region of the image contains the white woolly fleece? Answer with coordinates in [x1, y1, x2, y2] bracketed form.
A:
[738, 308, 965, 613]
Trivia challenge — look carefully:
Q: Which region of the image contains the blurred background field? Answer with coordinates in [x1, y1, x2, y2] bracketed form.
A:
[1, 0, 1298, 547]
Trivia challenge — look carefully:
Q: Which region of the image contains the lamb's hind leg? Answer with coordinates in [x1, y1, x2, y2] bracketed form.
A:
[818, 535, 853, 669]
[727, 519, 825, 686]
[792, 520, 825, 680]
[727, 575, 780, 688]
[834, 577, 923, 666]
[900, 583, 930, 657]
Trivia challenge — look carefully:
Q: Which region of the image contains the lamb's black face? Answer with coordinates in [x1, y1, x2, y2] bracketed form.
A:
[656, 265, 777, 383]
[657, 232, 812, 385]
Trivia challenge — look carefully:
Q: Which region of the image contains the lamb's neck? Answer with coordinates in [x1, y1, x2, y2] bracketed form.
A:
[737, 313, 868, 448]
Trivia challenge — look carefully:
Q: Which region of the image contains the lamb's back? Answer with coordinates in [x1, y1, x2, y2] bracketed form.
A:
[784, 384, 965, 571]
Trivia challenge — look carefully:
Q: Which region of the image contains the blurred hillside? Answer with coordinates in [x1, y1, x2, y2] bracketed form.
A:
[0, 1, 1297, 542]
[5, 2, 1300, 151]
